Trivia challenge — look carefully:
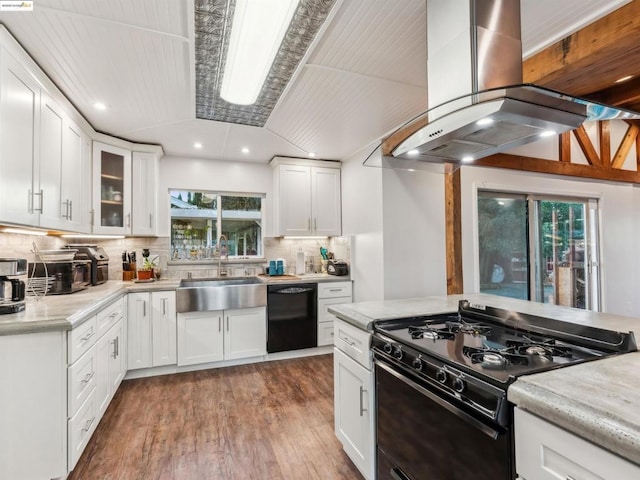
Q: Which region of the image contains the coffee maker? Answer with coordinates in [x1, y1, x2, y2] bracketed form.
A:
[0, 258, 27, 314]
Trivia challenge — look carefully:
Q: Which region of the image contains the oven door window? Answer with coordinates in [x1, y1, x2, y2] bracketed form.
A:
[375, 361, 513, 480]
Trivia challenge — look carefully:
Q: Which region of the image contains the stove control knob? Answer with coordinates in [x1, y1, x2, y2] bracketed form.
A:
[412, 356, 423, 371]
[393, 346, 403, 360]
[453, 377, 466, 393]
[436, 368, 447, 383]
[383, 343, 393, 354]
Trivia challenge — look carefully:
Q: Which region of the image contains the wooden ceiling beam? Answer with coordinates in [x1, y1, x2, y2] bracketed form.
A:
[474, 153, 640, 184]
[585, 76, 640, 107]
[572, 125, 601, 166]
[523, 0, 640, 97]
[611, 123, 639, 168]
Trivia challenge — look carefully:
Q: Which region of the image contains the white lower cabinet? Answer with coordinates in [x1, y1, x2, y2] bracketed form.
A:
[333, 318, 374, 480]
[515, 407, 640, 480]
[177, 306, 266, 366]
[317, 281, 352, 347]
[69, 297, 126, 472]
[127, 291, 177, 370]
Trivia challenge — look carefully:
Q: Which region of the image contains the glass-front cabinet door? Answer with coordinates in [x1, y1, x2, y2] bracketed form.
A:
[92, 141, 131, 234]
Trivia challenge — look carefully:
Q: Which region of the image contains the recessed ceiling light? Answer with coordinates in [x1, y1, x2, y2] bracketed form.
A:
[407, 169, 416, 172]
[498, 201, 505, 206]
[308, 152, 316, 158]
[241, 147, 250, 154]
[461, 156, 474, 163]
[407, 149, 419, 156]
[476, 117, 494, 126]
[93, 102, 107, 111]
[615, 75, 634, 83]
[194, 142, 203, 149]
[539, 130, 556, 137]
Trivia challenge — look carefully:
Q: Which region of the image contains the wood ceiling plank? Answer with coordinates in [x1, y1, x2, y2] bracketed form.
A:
[523, 0, 640, 97]
[474, 153, 640, 184]
[611, 123, 639, 168]
[572, 125, 601, 166]
[445, 168, 463, 295]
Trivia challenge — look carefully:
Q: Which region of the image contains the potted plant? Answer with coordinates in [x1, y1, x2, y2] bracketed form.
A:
[137, 249, 156, 280]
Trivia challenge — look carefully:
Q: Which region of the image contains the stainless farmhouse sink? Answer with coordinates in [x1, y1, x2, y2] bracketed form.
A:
[176, 276, 267, 313]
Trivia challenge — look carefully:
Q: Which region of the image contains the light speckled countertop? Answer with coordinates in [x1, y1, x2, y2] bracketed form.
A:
[1, 274, 350, 335]
[329, 293, 640, 466]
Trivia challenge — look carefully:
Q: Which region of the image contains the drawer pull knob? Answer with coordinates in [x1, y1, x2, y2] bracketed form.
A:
[81, 371, 95, 384]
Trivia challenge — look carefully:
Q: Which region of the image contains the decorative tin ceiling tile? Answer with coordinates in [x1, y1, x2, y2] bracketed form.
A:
[195, 0, 336, 127]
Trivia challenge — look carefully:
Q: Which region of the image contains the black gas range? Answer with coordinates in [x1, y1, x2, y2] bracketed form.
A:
[372, 299, 636, 480]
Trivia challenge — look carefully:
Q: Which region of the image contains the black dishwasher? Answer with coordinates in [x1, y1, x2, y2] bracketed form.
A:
[267, 283, 317, 353]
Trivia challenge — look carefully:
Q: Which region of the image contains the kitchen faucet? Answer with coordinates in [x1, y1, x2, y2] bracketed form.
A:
[218, 234, 228, 276]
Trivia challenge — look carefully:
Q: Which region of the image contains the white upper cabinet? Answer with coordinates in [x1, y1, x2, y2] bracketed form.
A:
[0, 49, 41, 226]
[92, 141, 132, 234]
[132, 151, 159, 236]
[0, 27, 160, 235]
[271, 157, 342, 237]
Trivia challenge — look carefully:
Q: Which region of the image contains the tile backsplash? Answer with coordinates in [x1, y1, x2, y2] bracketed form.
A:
[0, 232, 351, 281]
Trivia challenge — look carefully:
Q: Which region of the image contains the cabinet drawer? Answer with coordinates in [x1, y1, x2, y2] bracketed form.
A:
[68, 316, 97, 364]
[318, 321, 335, 346]
[318, 297, 351, 323]
[68, 388, 97, 470]
[515, 408, 640, 480]
[334, 318, 371, 368]
[68, 345, 97, 418]
[97, 297, 124, 338]
[318, 281, 352, 299]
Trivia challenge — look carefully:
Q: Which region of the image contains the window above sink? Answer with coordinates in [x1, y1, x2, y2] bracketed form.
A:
[170, 190, 264, 262]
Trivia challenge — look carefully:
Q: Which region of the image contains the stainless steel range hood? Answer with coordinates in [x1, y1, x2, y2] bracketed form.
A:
[366, 0, 640, 169]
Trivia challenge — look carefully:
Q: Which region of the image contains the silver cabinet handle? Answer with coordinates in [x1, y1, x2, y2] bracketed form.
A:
[28, 189, 33, 213]
[226, 316, 230, 332]
[80, 328, 95, 342]
[342, 337, 355, 346]
[314, 218, 317, 231]
[109, 311, 118, 320]
[61, 200, 69, 219]
[81, 371, 95, 384]
[142, 300, 146, 317]
[90, 208, 95, 227]
[162, 297, 166, 316]
[111, 336, 119, 358]
[126, 213, 131, 228]
[81, 416, 95, 434]
[33, 189, 43, 213]
[149, 213, 153, 229]
[218, 316, 222, 332]
[307, 218, 311, 230]
[69, 200, 73, 220]
[359, 386, 367, 416]
[329, 288, 342, 292]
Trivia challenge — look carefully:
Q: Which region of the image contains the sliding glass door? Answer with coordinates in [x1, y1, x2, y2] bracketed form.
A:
[478, 192, 600, 311]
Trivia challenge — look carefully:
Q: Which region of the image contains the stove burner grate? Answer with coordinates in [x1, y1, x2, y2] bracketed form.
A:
[463, 346, 529, 367]
[407, 319, 492, 340]
[505, 338, 573, 359]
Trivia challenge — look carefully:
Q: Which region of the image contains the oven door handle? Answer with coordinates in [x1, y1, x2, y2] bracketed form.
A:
[374, 358, 502, 440]
[390, 467, 411, 480]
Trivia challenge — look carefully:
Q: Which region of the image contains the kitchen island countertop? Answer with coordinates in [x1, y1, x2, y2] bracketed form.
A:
[329, 293, 640, 466]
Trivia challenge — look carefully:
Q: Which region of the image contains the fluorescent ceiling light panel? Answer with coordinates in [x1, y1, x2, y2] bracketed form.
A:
[220, 0, 300, 105]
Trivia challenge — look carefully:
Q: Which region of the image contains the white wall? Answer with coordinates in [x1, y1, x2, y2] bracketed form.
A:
[341, 145, 447, 301]
[382, 168, 447, 299]
[157, 156, 273, 237]
[341, 146, 385, 302]
[460, 166, 640, 317]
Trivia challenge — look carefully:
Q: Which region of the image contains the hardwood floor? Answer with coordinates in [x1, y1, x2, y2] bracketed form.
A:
[69, 354, 363, 480]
